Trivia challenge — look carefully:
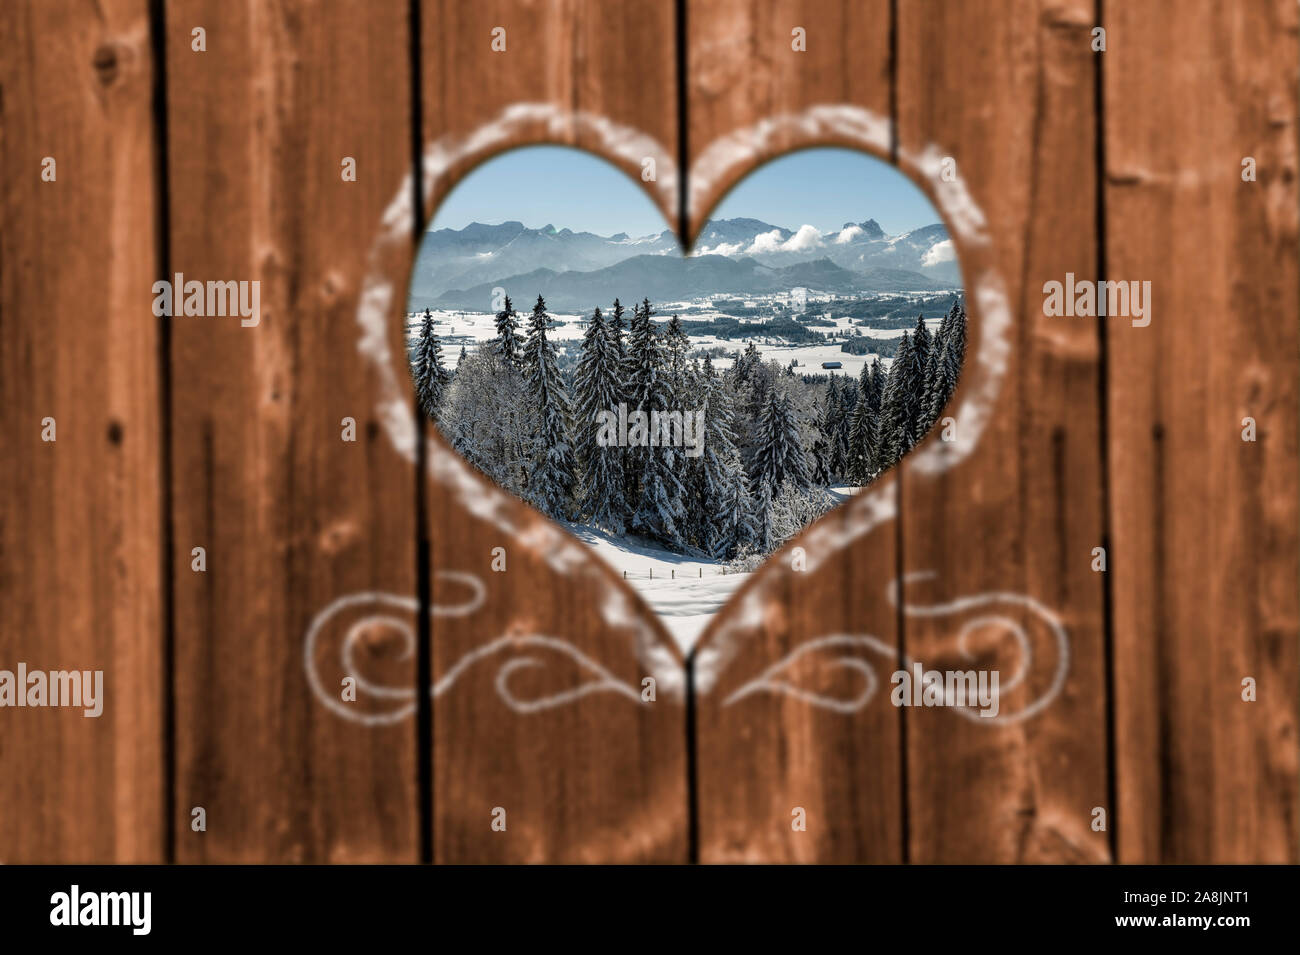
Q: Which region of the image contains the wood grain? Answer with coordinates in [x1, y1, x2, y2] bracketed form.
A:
[165, 0, 420, 862]
[0, 0, 165, 863]
[685, 0, 892, 242]
[1104, 0, 1300, 863]
[0, 0, 1295, 866]
[686, 0, 904, 863]
[419, 0, 689, 863]
[895, 0, 1111, 863]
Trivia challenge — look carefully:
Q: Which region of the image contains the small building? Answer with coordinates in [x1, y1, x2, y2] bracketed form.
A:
[821, 361, 843, 370]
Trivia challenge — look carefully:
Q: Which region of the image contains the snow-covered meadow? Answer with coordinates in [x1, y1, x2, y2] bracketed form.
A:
[403, 301, 932, 379]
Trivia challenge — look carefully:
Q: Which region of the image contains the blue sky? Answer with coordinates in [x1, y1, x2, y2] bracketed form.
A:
[430, 145, 940, 238]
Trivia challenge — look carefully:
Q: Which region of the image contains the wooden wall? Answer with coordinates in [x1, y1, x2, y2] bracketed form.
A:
[1, 0, 1295, 864]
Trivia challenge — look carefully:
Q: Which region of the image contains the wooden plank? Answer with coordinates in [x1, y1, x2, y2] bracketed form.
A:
[166, 0, 420, 862]
[1104, 0, 1300, 863]
[686, 0, 904, 863]
[895, 0, 1111, 862]
[0, 0, 165, 863]
[685, 0, 892, 238]
[420, 0, 689, 863]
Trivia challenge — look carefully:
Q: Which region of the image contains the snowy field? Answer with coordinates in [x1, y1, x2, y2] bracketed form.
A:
[564, 523, 747, 653]
[403, 308, 936, 378]
[565, 484, 861, 654]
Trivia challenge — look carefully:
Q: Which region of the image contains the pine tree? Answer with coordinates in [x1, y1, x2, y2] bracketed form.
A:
[625, 298, 687, 548]
[733, 342, 761, 385]
[521, 295, 576, 519]
[625, 299, 662, 415]
[911, 313, 932, 377]
[494, 295, 523, 368]
[919, 344, 940, 435]
[663, 314, 691, 395]
[698, 358, 755, 558]
[947, 299, 967, 368]
[753, 389, 810, 493]
[811, 426, 832, 486]
[866, 357, 886, 414]
[573, 306, 627, 533]
[847, 388, 877, 483]
[813, 383, 840, 486]
[834, 375, 857, 479]
[412, 308, 448, 418]
[877, 330, 923, 470]
[608, 297, 628, 388]
[923, 334, 956, 426]
[923, 299, 967, 427]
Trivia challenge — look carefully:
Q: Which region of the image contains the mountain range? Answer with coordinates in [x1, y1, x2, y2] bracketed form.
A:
[410, 216, 959, 313]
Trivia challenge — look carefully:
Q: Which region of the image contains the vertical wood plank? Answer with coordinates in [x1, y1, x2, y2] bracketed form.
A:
[896, 0, 1111, 862]
[686, 0, 893, 238]
[686, 0, 904, 863]
[166, 0, 420, 862]
[0, 0, 165, 863]
[420, 0, 689, 863]
[1105, 0, 1300, 863]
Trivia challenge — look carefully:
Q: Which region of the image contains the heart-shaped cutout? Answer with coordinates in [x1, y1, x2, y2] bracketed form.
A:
[406, 146, 966, 654]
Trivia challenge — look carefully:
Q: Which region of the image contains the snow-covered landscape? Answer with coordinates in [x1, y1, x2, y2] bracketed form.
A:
[406, 148, 966, 651]
[563, 484, 861, 652]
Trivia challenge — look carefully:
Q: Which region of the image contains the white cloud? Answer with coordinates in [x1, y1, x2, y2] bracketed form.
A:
[834, 224, 864, 244]
[746, 225, 824, 254]
[695, 224, 830, 257]
[921, 238, 955, 267]
[692, 240, 746, 257]
[747, 229, 789, 253]
[783, 224, 824, 251]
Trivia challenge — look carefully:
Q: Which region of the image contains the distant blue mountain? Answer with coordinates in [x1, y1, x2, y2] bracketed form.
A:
[410, 217, 960, 310]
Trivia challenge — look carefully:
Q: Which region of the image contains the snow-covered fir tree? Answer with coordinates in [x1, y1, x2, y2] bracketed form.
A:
[521, 295, 576, 519]
[820, 376, 851, 481]
[847, 385, 878, 483]
[753, 389, 810, 492]
[573, 305, 627, 533]
[866, 357, 886, 414]
[608, 297, 629, 397]
[911, 313, 932, 382]
[923, 299, 967, 427]
[663, 314, 691, 395]
[698, 357, 755, 558]
[412, 308, 448, 418]
[920, 344, 939, 429]
[877, 330, 923, 470]
[812, 391, 836, 486]
[625, 298, 688, 548]
[946, 299, 967, 368]
[733, 342, 761, 385]
[494, 295, 523, 368]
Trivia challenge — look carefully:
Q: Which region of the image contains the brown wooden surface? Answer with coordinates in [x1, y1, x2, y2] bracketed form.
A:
[0, 0, 1296, 864]
[165, 0, 419, 862]
[419, 0, 689, 864]
[895, 0, 1110, 864]
[686, 0, 904, 864]
[1104, 0, 1300, 863]
[0, 0, 165, 863]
